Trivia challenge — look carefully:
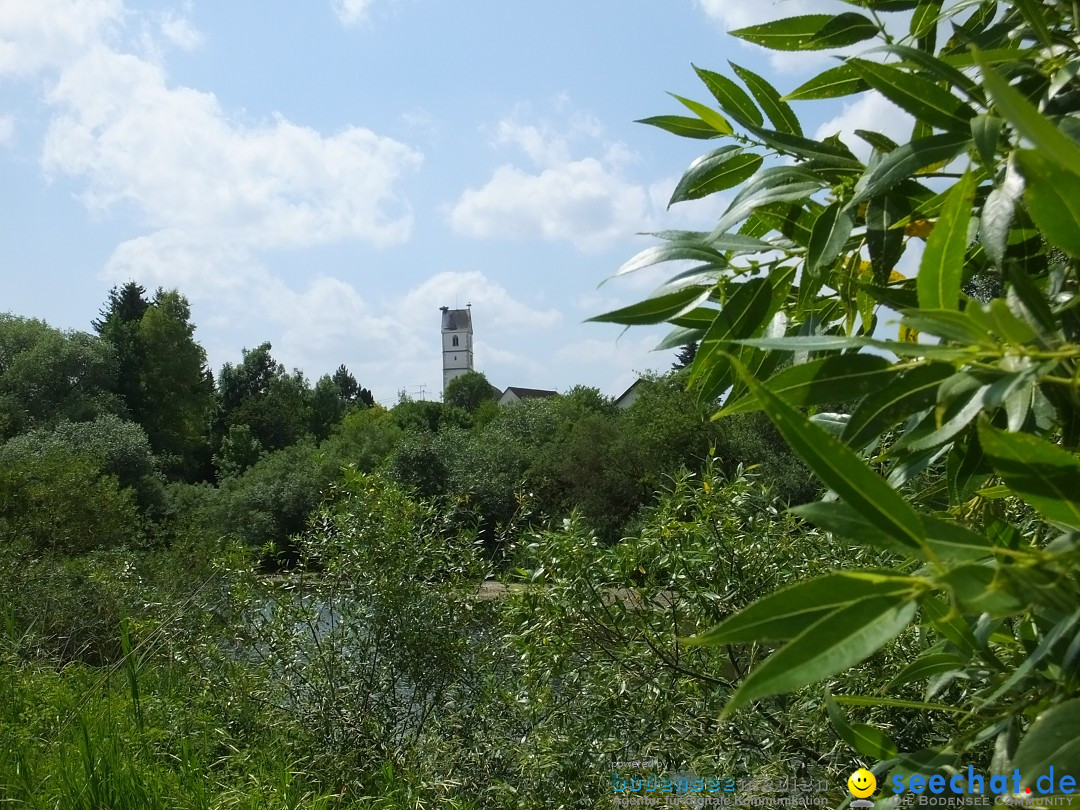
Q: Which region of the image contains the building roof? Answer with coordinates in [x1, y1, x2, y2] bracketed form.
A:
[501, 386, 558, 400]
[440, 306, 472, 331]
[613, 378, 646, 409]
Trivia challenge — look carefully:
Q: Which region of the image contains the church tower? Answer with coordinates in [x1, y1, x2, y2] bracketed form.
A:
[440, 304, 473, 395]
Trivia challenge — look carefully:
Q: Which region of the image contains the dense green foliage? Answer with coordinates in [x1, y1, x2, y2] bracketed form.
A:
[599, 0, 1080, 799]
[2, 276, 815, 805]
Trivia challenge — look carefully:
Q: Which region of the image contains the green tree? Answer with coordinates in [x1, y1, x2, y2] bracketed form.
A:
[0, 314, 120, 440]
[215, 441, 334, 566]
[321, 404, 401, 472]
[331, 364, 374, 408]
[671, 340, 698, 371]
[310, 374, 347, 441]
[213, 423, 265, 479]
[391, 397, 471, 434]
[217, 343, 311, 455]
[93, 285, 215, 479]
[443, 370, 498, 412]
[137, 290, 215, 479]
[601, 0, 1080, 792]
[93, 282, 150, 420]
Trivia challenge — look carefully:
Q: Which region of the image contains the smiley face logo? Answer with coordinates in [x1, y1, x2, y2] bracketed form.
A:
[848, 769, 877, 799]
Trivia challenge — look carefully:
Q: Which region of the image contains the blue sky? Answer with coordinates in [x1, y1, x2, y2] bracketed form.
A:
[0, 0, 914, 404]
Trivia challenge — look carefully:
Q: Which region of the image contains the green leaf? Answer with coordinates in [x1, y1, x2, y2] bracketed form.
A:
[731, 63, 802, 136]
[920, 514, 994, 559]
[655, 326, 706, 351]
[866, 194, 906, 283]
[964, 299, 1038, 346]
[843, 362, 954, 447]
[588, 286, 712, 326]
[711, 167, 826, 235]
[910, 0, 943, 39]
[722, 353, 892, 416]
[648, 230, 773, 255]
[899, 383, 991, 452]
[917, 171, 976, 310]
[849, 132, 971, 206]
[670, 149, 764, 205]
[691, 271, 794, 400]
[980, 158, 1024, 269]
[684, 571, 920, 645]
[825, 690, 899, 760]
[728, 355, 928, 551]
[722, 596, 919, 717]
[806, 202, 856, 278]
[785, 65, 869, 101]
[833, 694, 964, 712]
[670, 94, 734, 136]
[900, 309, 992, 344]
[694, 65, 763, 128]
[881, 44, 981, 101]
[755, 200, 822, 247]
[848, 59, 976, 131]
[745, 125, 863, 168]
[887, 652, 969, 688]
[971, 114, 1003, 167]
[723, 346, 786, 410]
[731, 13, 877, 51]
[978, 420, 1080, 527]
[1013, 699, 1080, 791]
[979, 609, 1080, 707]
[947, 438, 988, 505]
[1015, 150, 1080, 258]
[614, 243, 727, 278]
[1003, 263, 1056, 335]
[707, 232, 776, 253]
[979, 60, 1080, 178]
[793, 501, 994, 560]
[808, 12, 880, 48]
[855, 129, 900, 153]
[733, 335, 866, 352]
[636, 115, 724, 140]
[921, 596, 980, 655]
[1013, 0, 1054, 48]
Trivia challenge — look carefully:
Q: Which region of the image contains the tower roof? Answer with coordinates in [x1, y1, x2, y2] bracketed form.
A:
[441, 307, 472, 331]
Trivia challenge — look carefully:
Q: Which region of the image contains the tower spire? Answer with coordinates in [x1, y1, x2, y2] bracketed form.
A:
[440, 305, 474, 396]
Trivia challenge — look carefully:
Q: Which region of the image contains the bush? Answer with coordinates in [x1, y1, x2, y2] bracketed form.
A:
[0, 447, 139, 556]
[1, 414, 164, 516]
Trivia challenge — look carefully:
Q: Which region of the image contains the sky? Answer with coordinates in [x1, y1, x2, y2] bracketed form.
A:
[0, 0, 916, 405]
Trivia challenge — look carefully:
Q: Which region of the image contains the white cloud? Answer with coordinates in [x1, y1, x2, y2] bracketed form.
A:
[399, 271, 562, 331]
[43, 47, 420, 250]
[333, 0, 374, 26]
[450, 116, 653, 252]
[159, 11, 202, 51]
[554, 333, 668, 397]
[814, 90, 915, 160]
[1, 0, 434, 401]
[451, 160, 652, 252]
[241, 270, 563, 403]
[0, 0, 122, 78]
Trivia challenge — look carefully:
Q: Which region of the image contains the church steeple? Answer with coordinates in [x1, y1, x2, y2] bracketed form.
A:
[440, 304, 473, 395]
